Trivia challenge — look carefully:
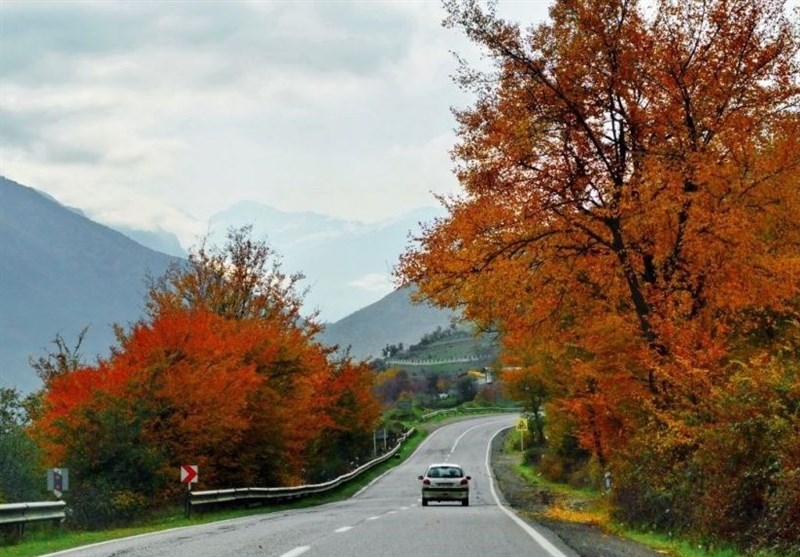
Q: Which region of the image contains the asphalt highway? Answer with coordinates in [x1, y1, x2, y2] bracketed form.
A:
[43, 415, 578, 557]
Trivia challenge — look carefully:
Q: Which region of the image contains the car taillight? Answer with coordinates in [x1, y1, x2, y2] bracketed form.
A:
[460, 479, 468, 485]
[423, 479, 431, 485]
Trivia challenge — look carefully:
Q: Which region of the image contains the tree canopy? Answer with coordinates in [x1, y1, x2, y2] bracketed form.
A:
[33, 227, 381, 526]
[398, 0, 799, 551]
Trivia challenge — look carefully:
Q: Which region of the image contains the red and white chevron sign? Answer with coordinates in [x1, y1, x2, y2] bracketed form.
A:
[180, 465, 198, 484]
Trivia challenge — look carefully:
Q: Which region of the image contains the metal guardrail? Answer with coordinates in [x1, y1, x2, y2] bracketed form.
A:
[419, 406, 522, 421]
[0, 501, 66, 536]
[1, 412, 517, 531]
[189, 409, 519, 510]
[189, 428, 416, 512]
[385, 355, 485, 366]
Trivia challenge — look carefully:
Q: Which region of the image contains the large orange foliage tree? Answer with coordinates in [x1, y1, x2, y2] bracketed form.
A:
[398, 0, 799, 550]
[33, 227, 380, 526]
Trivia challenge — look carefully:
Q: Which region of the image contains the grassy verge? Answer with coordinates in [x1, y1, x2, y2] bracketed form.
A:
[2, 428, 429, 557]
[502, 434, 778, 557]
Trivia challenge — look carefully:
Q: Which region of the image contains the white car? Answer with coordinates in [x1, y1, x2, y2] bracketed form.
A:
[418, 463, 471, 506]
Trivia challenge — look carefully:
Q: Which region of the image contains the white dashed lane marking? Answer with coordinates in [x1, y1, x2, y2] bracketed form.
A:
[279, 547, 310, 557]
[334, 526, 353, 533]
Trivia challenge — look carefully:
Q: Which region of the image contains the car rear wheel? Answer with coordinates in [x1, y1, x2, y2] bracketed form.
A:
[462, 499, 469, 507]
[422, 498, 428, 507]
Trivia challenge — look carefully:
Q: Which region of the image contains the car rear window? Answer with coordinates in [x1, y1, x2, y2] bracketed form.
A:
[429, 466, 463, 478]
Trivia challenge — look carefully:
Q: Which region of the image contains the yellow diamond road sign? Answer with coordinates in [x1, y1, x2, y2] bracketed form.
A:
[516, 418, 528, 431]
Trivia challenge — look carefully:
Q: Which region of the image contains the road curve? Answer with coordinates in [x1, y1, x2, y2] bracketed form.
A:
[43, 415, 578, 557]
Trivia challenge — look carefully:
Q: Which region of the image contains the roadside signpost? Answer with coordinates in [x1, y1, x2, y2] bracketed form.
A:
[373, 428, 389, 455]
[180, 465, 198, 485]
[181, 465, 198, 518]
[46, 468, 69, 499]
[515, 417, 529, 452]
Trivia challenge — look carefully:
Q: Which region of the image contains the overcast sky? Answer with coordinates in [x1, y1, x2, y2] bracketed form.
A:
[1, 0, 551, 247]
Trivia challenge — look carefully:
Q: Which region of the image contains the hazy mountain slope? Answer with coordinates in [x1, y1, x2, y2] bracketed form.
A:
[317, 287, 458, 360]
[0, 179, 449, 390]
[0, 177, 177, 393]
[113, 225, 187, 258]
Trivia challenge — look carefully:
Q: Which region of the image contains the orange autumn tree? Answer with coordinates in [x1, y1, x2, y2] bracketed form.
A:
[142, 226, 379, 486]
[34, 227, 380, 526]
[398, 0, 799, 549]
[33, 309, 266, 526]
[306, 357, 383, 479]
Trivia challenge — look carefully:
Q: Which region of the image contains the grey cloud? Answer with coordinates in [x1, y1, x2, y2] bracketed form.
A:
[0, 108, 40, 149]
[0, 109, 104, 165]
[0, 0, 471, 231]
[267, 2, 414, 73]
[0, 104, 113, 156]
[0, 3, 147, 82]
[0, 1, 418, 87]
[41, 142, 106, 165]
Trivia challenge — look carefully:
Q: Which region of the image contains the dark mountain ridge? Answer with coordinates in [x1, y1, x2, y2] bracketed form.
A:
[0, 177, 178, 393]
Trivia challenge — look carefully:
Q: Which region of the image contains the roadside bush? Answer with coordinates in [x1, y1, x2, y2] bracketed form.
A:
[1, 523, 24, 544]
[474, 383, 500, 403]
[611, 357, 800, 555]
[0, 428, 46, 503]
[757, 464, 800, 555]
[0, 388, 47, 503]
[383, 419, 408, 440]
[68, 484, 151, 529]
[537, 409, 591, 485]
[523, 444, 545, 466]
[611, 443, 692, 532]
[111, 490, 151, 523]
[692, 359, 800, 553]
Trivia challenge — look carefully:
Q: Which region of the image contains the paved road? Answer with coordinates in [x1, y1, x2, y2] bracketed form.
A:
[44, 415, 577, 557]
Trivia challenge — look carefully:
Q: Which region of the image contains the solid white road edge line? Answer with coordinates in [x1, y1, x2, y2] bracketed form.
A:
[485, 425, 570, 557]
[353, 414, 519, 498]
[451, 417, 513, 455]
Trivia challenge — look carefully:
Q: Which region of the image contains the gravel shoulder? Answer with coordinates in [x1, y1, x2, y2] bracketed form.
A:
[490, 429, 666, 557]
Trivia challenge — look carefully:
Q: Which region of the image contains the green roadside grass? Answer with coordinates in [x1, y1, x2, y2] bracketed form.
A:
[2, 428, 429, 557]
[504, 435, 779, 557]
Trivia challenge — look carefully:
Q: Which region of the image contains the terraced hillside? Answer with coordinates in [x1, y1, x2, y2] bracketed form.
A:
[384, 325, 500, 375]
